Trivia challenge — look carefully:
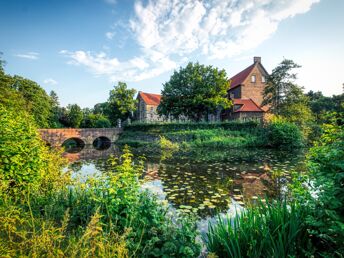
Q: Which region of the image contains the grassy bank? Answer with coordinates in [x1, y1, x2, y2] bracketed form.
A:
[117, 120, 304, 151]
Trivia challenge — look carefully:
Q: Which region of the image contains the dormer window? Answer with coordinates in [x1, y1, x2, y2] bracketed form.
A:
[251, 75, 256, 83]
[262, 76, 266, 83]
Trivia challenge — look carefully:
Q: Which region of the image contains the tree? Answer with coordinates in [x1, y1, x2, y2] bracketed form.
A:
[158, 62, 231, 121]
[93, 102, 111, 116]
[66, 104, 83, 128]
[48, 90, 63, 128]
[108, 82, 137, 125]
[307, 91, 344, 123]
[11, 76, 53, 128]
[262, 59, 301, 114]
[81, 113, 111, 128]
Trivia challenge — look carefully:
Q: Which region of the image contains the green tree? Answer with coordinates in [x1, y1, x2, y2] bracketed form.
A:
[262, 59, 301, 114]
[263, 59, 314, 135]
[81, 113, 111, 128]
[279, 85, 314, 134]
[48, 90, 64, 128]
[93, 102, 111, 116]
[66, 104, 83, 128]
[307, 91, 344, 123]
[108, 82, 137, 125]
[158, 62, 231, 121]
[11, 76, 53, 128]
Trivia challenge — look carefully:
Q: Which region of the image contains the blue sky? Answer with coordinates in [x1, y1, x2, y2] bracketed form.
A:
[1, 0, 343, 108]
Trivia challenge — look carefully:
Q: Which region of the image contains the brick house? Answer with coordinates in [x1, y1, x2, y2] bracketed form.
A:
[136, 91, 163, 122]
[224, 56, 268, 120]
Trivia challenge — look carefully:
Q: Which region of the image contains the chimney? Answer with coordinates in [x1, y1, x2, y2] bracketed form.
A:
[254, 56, 261, 63]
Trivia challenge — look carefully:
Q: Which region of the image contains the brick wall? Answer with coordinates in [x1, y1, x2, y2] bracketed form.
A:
[241, 64, 268, 106]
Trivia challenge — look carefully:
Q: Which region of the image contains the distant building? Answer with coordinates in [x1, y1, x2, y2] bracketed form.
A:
[136, 91, 163, 122]
[224, 56, 268, 120]
[135, 57, 269, 122]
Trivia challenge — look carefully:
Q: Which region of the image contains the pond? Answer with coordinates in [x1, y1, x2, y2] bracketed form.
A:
[65, 143, 306, 220]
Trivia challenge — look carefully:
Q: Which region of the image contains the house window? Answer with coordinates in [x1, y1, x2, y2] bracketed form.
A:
[150, 107, 154, 112]
[251, 75, 256, 83]
[262, 76, 266, 83]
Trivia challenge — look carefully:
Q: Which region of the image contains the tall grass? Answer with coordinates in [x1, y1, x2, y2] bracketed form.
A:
[205, 199, 311, 258]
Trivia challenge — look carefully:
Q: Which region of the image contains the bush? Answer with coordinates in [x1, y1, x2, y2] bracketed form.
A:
[125, 120, 260, 132]
[0, 105, 66, 197]
[266, 119, 304, 149]
[306, 114, 344, 255]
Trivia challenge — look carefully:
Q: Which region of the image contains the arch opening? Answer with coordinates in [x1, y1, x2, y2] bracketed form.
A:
[93, 136, 111, 150]
[62, 137, 85, 153]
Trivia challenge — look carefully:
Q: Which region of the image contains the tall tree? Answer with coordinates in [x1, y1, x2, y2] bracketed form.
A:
[108, 82, 137, 125]
[158, 62, 231, 121]
[263, 59, 314, 135]
[262, 59, 301, 114]
[48, 90, 63, 128]
[66, 104, 83, 128]
[11, 76, 53, 128]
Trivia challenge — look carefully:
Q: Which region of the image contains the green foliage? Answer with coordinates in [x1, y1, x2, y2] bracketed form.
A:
[0, 105, 66, 196]
[108, 82, 137, 124]
[266, 118, 304, 149]
[81, 113, 111, 128]
[158, 62, 231, 121]
[262, 59, 301, 114]
[66, 104, 83, 127]
[307, 90, 344, 124]
[0, 127, 201, 257]
[205, 200, 311, 258]
[305, 113, 344, 255]
[11, 75, 53, 128]
[125, 120, 260, 132]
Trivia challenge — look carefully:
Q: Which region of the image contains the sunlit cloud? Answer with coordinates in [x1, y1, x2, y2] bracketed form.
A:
[61, 0, 320, 82]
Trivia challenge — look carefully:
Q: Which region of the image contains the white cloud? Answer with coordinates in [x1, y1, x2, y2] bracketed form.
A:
[43, 78, 58, 85]
[15, 52, 39, 60]
[105, 31, 115, 40]
[61, 0, 320, 82]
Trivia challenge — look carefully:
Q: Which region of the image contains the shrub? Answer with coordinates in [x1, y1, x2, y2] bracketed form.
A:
[306, 114, 344, 255]
[266, 119, 304, 149]
[0, 105, 67, 197]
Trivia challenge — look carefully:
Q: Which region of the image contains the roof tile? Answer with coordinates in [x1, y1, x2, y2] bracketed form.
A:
[233, 99, 264, 112]
[138, 91, 161, 106]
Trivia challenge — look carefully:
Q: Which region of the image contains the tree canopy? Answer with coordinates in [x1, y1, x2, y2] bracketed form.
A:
[158, 62, 231, 121]
[108, 82, 137, 125]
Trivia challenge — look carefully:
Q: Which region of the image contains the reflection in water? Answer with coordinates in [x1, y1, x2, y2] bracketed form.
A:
[66, 146, 305, 220]
[63, 137, 85, 153]
[93, 136, 111, 150]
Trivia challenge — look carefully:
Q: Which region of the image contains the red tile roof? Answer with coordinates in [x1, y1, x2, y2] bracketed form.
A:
[233, 99, 264, 112]
[229, 63, 255, 90]
[138, 91, 161, 106]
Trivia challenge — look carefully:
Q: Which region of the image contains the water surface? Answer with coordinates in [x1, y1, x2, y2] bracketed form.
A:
[65, 144, 305, 220]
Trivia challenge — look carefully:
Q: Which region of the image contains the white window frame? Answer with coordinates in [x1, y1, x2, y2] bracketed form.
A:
[262, 76, 266, 83]
[251, 75, 256, 83]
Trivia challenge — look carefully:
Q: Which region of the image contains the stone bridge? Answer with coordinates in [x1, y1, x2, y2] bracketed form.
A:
[39, 128, 123, 147]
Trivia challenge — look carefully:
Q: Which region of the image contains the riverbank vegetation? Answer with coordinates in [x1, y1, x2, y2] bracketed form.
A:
[118, 119, 304, 151]
[205, 113, 344, 257]
[0, 106, 201, 257]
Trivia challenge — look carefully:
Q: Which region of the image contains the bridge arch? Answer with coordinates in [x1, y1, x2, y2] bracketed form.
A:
[93, 136, 111, 150]
[38, 128, 123, 147]
[62, 137, 86, 153]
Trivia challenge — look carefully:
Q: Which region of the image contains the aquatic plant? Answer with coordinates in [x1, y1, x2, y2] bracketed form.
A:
[205, 199, 311, 258]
